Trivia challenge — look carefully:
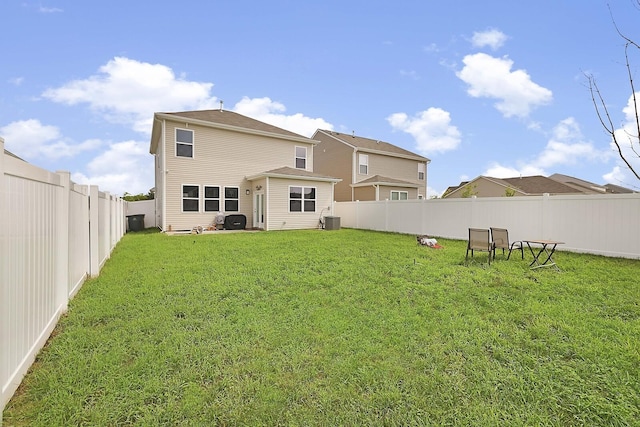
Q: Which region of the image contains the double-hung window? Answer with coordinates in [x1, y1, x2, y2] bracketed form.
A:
[224, 187, 239, 212]
[418, 163, 425, 180]
[359, 154, 368, 175]
[391, 191, 408, 200]
[295, 146, 307, 169]
[289, 186, 316, 212]
[204, 186, 220, 212]
[182, 185, 199, 211]
[176, 128, 194, 158]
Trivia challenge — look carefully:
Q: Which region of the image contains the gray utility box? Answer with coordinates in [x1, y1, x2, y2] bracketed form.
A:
[324, 216, 340, 230]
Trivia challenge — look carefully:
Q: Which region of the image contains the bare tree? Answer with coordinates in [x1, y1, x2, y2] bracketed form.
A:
[586, 3, 640, 183]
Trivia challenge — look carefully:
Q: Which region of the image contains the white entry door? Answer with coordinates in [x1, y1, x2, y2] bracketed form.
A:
[253, 192, 265, 229]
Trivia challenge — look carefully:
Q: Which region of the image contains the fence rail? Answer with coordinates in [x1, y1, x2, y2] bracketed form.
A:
[1, 138, 126, 411]
[334, 193, 640, 259]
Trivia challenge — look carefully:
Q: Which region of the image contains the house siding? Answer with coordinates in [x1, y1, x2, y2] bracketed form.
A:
[154, 129, 165, 229]
[266, 178, 333, 231]
[313, 132, 353, 202]
[161, 120, 315, 231]
[379, 186, 418, 200]
[354, 185, 375, 201]
[356, 152, 424, 187]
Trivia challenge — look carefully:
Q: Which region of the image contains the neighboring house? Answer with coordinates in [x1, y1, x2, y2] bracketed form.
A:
[549, 173, 636, 194]
[443, 174, 636, 198]
[312, 130, 430, 201]
[149, 109, 340, 232]
[603, 183, 636, 194]
[443, 175, 591, 198]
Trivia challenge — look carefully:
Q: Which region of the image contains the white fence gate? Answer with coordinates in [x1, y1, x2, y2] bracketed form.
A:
[334, 194, 640, 259]
[1, 138, 126, 412]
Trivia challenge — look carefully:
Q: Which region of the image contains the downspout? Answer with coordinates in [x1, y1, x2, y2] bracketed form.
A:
[425, 159, 431, 198]
[351, 149, 357, 201]
[374, 184, 379, 201]
[161, 119, 167, 231]
[331, 181, 336, 214]
[265, 177, 270, 231]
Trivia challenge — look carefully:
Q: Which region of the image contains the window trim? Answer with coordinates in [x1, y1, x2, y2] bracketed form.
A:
[224, 186, 240, 212]
[295, 146, 307, 170]
[204, 185, 220, 212]
[359, 153, 368, 175]
[182, 184, 200, 212]
[390, 190, 408, 201]
[289, 185, 317, 213]
[175, 128, 194, 158]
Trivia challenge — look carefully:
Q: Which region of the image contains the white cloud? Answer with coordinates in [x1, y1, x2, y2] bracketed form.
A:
[232, 97, 333, 137]
[400, 70, 420, 80]
[0, 119, 100, 159]
[456, 53, 553, 118]
[484, 162, 544, 178]
[42, 57, 218, 133]
[38, 6, 63, 13]
[535, 117, 604, 168]
[603, 165, 626, 184]
[482, 117, 607, 179]
[606, 92, 640, 186]
[72, 140, 154, 196]
[9, 77, 24, 86]
[471, 29, 508, 50]
[423, 43, 439, 53]
[386, 108, 461, 155]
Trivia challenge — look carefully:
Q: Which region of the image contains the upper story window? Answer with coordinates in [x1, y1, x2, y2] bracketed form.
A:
[289, 186, 316, 212]
[418, 163, 425, 180]
[295, 146, 307, 169]
[359, 154, 368, 175]
[391, 191, 408, 201]
[182, 185, 199, 212]
[204, 186, 220, 212]
[224, 187, 239, 212]
[176, 128, 194, 158]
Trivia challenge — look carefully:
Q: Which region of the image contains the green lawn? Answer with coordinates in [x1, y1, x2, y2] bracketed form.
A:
[4, 229, 640, 426]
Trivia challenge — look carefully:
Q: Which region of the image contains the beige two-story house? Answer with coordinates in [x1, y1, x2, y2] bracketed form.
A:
[150, 110, 340, 232]
[311, 130, 430, 201]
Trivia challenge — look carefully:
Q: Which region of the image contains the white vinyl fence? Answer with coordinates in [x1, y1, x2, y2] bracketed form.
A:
[1, 138, 126, 412]
[334, 193, 640, 259]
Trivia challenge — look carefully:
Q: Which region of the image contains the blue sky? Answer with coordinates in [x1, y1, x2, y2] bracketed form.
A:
[1, 0, 639, 197]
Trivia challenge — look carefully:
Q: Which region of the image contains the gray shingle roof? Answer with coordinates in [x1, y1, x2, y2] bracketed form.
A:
[317, 130, 429, 161]
[247, 166, 341, 182]
[500, 176, 581, 195]
[164, 110, 307, 139]
[355, 174, 418, 186]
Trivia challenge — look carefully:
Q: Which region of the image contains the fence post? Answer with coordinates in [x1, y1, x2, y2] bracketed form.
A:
[385, 199, 389, 231]
[470, 195, 477, 227]
[89, 185, 100, 277]
[104, 191, 112, 259]
[542, 193, 550, 239]
[1, 138, 8, 411]
[55, 171, 71, 311]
